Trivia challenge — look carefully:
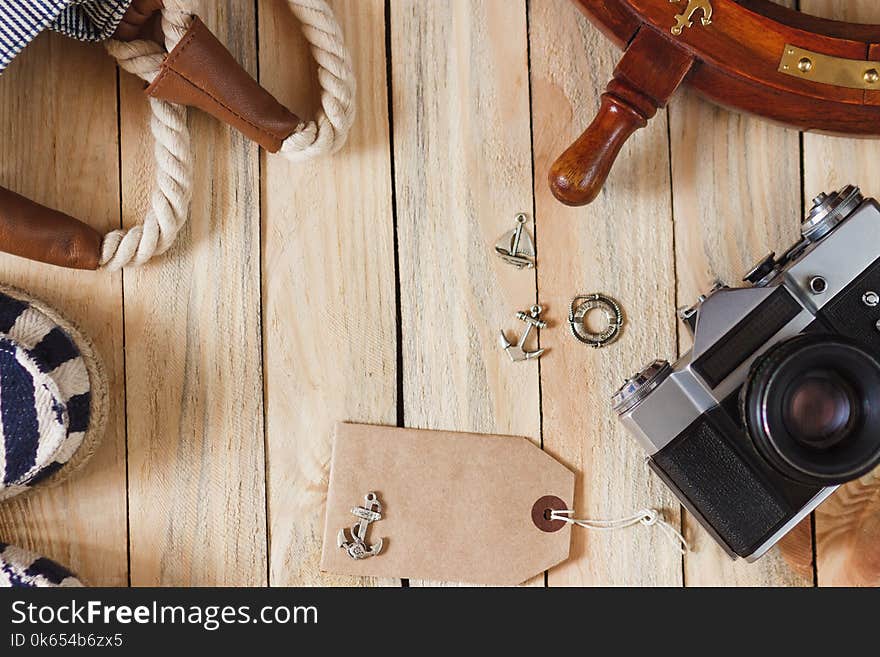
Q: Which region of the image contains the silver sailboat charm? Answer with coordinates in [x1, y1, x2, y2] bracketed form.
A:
[494, 213, 536, 269]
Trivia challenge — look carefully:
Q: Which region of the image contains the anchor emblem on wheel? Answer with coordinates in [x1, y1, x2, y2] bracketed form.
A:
[500, 305, 547, 362]
[669, 0, 713, 36]
[337, 492, 384, 560]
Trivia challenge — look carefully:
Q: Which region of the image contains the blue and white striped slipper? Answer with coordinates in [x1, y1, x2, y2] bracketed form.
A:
[0, 542, 83, 587]
[0, 285, 108, 501]
[0, 1, 134, 75]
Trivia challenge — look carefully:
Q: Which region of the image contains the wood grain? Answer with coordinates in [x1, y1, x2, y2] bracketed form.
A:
[814, 471, 880, 586]
[390, 0, 540, 586]
[800, 0, 880, 588]
[261, 0, 398, 587]
[530, 0, 682, 586]
[0, 34, 128, 586]
[121, 2, 266, 586]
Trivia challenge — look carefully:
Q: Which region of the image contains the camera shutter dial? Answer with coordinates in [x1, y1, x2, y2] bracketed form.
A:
[802, 185, 863, 242]
[612, 360, 672, 415]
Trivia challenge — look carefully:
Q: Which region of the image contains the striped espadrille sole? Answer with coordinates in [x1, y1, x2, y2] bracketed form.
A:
[0, 542, 83, 587]
[0, 285, 108, 500]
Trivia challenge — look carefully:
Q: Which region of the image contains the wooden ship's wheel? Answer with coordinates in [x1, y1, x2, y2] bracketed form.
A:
[550, 0, 880, 206]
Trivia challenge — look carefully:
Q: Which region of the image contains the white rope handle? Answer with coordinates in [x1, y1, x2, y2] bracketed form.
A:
[101, 0, 355, 270]
[551, 508, 690, 555]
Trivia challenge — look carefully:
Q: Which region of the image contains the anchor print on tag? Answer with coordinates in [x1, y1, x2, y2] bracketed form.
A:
[337, 492, 384, 560]
[669, 0, 713, 36]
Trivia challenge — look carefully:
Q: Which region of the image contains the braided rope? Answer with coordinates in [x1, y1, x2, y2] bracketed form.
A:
[101, 0, 355, 270]
[279, 0, 356, 161]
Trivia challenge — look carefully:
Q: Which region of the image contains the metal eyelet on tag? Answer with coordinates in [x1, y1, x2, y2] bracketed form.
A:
[337, 492, 384, 560]
[531, 495, 568, 533]
[568, 294, 624, 348]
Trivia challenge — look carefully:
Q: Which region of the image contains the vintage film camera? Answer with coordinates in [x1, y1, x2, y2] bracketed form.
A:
[613, 186, 880, 560]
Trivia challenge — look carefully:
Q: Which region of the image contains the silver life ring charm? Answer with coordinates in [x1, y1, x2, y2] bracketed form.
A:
[568, 294, 624, 348]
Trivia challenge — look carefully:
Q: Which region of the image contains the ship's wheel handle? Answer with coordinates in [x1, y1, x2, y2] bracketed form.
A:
[549, 28, 694, 207]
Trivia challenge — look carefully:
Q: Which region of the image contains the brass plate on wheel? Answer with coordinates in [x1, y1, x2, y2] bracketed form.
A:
[779, 44, 880, 91]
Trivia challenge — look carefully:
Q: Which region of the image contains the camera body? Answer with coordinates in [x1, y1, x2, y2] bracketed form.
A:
[613, 186, 880, 560]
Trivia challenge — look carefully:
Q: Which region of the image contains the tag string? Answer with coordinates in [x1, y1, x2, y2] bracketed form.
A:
[550, 508, 690, 555]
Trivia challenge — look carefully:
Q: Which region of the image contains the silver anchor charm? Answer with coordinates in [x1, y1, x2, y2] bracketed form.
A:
[494, 213, 536, 269]
[337, 492, 384, 560]
[500, 305, 546, 362]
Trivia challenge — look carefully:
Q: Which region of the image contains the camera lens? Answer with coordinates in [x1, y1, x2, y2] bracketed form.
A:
[782, 372, 856, 448]
[742, 334, 880, 485]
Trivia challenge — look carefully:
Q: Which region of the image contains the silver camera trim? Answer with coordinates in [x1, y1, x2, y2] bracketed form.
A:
[783, 199, 880, 313]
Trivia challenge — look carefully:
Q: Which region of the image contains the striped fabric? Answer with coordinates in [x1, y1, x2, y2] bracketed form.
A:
[0, 542, 83, 587]
[0, 0, 132, 74]
[0, 290, 92, 501]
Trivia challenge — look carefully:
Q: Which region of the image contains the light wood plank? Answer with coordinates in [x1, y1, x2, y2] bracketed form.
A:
[0, 34, 127, 586]
[800, 0, 880, 588]
[530, 0, 682, 586]
[668, 1, 810, 585]
[122, 2, 266, 586]
[262, 0, 398, 587]
[391, 0, 540, 586]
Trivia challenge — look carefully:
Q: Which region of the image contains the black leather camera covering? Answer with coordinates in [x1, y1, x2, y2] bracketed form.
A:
[652, 401, 820, 558]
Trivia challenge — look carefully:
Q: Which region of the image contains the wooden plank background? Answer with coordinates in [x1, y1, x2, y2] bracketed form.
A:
[0, 0, 877, 587]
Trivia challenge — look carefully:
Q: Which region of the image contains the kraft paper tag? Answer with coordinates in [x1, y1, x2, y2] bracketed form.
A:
[320, 423, 575, 585]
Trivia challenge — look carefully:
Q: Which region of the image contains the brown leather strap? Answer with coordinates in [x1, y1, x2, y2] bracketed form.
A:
[146, 16, 301, 152]
[0, 187, 102, 270]
[112, 0, 165, 41]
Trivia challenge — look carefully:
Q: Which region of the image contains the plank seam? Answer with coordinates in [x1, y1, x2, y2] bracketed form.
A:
[523, 0, 548, 590]
[255, 0, 272, 589]
[115, 62, 133, 589]
[665, 103, 686, 588]
[384, 0, 406, 589]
